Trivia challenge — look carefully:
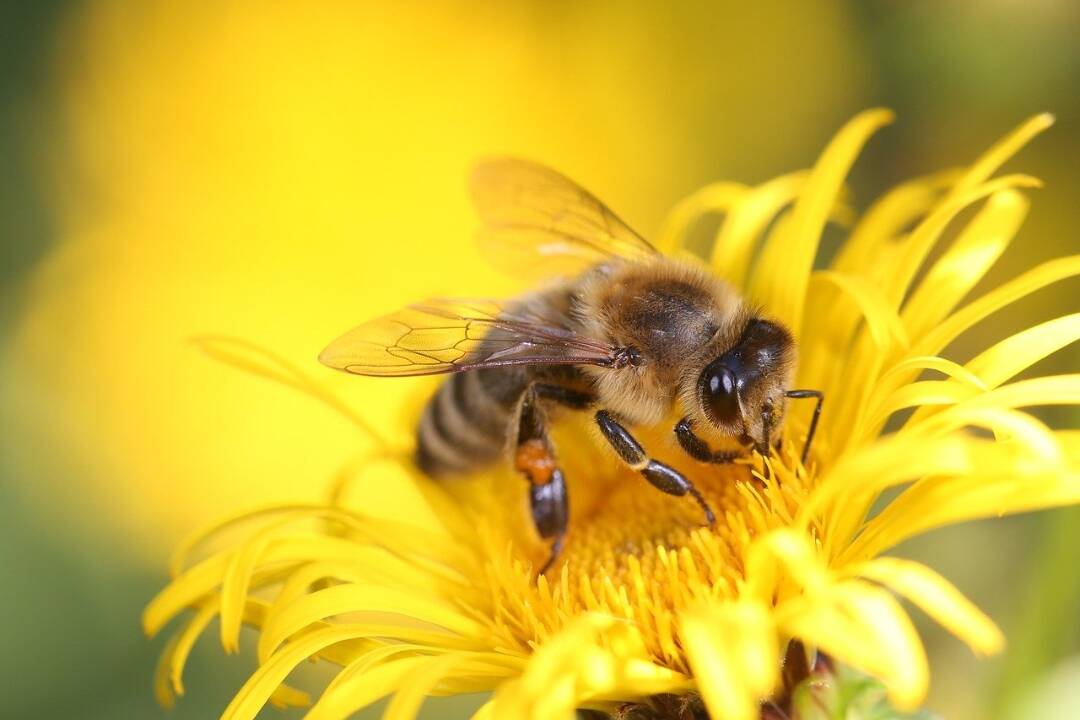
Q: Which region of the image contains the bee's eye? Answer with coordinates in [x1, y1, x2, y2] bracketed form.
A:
[701, 362, 740, 426]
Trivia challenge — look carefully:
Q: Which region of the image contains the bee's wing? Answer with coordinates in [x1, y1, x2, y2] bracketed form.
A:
[471, 158, 658, 279]
[319, 298, 619, 377]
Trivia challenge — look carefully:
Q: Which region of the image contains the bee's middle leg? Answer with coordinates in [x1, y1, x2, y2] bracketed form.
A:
[515, 384, 592, 576]
[595, 410, 716, 525]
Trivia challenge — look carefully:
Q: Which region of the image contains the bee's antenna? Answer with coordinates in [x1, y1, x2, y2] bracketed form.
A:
[784, 389, 824, 467]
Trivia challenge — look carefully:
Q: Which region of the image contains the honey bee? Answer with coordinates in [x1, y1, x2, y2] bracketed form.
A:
[320, 160, 823, 572]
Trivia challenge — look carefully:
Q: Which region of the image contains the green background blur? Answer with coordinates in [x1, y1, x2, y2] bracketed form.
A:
[2, 2, 1078, 718]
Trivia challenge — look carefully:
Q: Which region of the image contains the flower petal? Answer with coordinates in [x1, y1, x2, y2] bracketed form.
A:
[881, 175, 1041, 311]
[711, 171, 852, 290]
[491, 614, 687, 719]
[260, 584, 484, 657]
[680, 601, 778, 720]
[800, 435, 974, 553]
[304, 656, 435, 720]
[914, 256, 1080, 357]
[222, 629, 418, 720]
[966, 314, 1080, 389]
[878, 356, 989, 393]
[844, 435, 1080, 561]
[810, 271, 909, 350]
[833, 169, 958, 274]
[656, 181, 748, 254]
[952, 113, 1054, 195]
[751, 108, 894, 336]
[852, 557, 1004, 656]
[781, 582, 928, 711]
[382, 653, 469, 720]
[901, 189, 1029, 339]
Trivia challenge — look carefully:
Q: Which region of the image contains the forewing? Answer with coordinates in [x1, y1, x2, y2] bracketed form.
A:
[471, 158, 658, 279]
[319, 298, 617, 377]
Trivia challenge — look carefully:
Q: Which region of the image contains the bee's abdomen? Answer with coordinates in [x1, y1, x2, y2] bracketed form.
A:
[415, 368, 525, 477]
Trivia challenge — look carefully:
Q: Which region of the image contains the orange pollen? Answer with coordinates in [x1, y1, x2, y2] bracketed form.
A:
[515, 439, 557, 485]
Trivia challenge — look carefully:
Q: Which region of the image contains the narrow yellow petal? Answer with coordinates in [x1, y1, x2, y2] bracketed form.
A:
[680, 602, 778, 720]
[169, 503, 323, 578]
[145, 552, 278, 638]
[220, 513, 314, 652]
[956, 375, 1080, 412]
[911, 407, 1063, 466]
[798, 268, 916, 422]
[382, 654, 464, 720]
[256, 556, 467, 661]
[880, 174, 1040, 316]
[751, 108, 894, 336]
[833, 169, 959, 274]
[852, 558, 1004, 656]
[746, 528, 827, 597]
[781, 582, 928, 710]
[800, 435, 972, 548]
[260, 584, 482, 658]
[810, 271, 909, 350]
[901, 189, 1029, 339]
[844, 438, 1080, 562]
[860, 357, 989, 439]
[656, 181, 748, 255]
[152, 633, 180, 709]
[491, 614, 686, 719]
[914, 256, 1080, 357]
[862, 380, 980, 440]
[148, 504, 477, 640]
[966, 314, 1080, 389]
[819, 174, 1043, 449]
[168, 601, 218, 695]
[712, 172, 803, 288]
[711, 172, 852, 290]
[305, 657, 435, 720]
[950, 113, 1054, 195]
[221, 626, 395, 720]
[879, 356, 989, 393]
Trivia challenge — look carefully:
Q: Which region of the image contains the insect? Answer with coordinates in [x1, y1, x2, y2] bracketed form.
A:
[320, 159, 823, 573]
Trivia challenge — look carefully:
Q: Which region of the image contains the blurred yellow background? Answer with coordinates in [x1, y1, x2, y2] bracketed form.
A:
[1, 1, 1077, 717]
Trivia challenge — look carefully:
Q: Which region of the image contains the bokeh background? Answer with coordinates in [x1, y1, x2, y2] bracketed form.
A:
[2, 1, 1078, 718]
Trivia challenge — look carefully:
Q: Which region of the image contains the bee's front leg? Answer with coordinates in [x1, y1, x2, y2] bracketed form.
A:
[674, 417, 742, 464]
[595, 410, 715, 526]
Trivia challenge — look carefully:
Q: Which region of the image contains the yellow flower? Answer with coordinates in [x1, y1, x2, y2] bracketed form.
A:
[145, 110, 1080, 720]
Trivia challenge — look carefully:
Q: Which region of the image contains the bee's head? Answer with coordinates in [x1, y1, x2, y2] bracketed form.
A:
[696, 318, 796, 454]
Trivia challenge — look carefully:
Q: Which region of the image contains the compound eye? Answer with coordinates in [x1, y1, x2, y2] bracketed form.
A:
[702, 363, 740, 426]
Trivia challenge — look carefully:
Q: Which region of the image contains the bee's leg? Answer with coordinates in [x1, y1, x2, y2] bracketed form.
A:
[595, 410, 715, 526]
[674, 417, 742, 464]
[514, 385, 571, 576]
[530, 470, 567, 576]
[784, 389, 824, 465]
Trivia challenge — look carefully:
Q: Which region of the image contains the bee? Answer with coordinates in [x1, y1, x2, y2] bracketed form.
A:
[320, 160, 823, 572]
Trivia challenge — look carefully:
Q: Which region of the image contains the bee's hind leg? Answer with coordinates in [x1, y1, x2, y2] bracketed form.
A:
[514, 385, 571, 577]
[529, 469, 568, 576]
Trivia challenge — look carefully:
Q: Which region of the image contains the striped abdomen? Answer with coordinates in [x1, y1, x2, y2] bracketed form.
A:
[415, 367, 528, 477]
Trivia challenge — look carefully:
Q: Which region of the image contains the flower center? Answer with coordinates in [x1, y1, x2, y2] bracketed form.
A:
[558, 461, 753, 585]
[466, 424, 807, 672]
